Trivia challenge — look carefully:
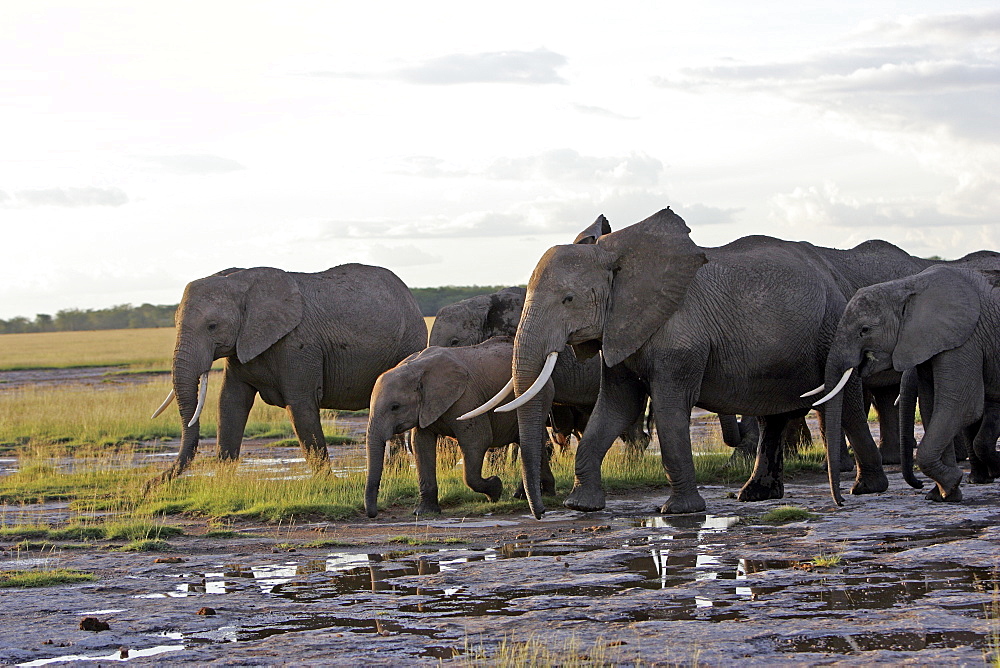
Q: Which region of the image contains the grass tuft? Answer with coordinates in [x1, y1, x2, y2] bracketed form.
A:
[760, 505, 818, 524]
[0, 569, 96, 588]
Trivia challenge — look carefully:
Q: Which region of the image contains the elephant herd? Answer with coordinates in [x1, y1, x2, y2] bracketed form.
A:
[152, 208, 1000, 520]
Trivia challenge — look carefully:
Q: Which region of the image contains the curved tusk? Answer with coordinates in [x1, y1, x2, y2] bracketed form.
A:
[187, 372, 210, 427]
[495, 351, 560, 413]
[800, 384, 826, 398]
[812, 368, 853, 407]
[894, 393, 901, 407]
[151, 389, 176, 419]
[456, 378, 514, 421]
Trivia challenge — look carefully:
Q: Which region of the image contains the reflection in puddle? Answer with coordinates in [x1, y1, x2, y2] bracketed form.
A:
[18, 644, 185, 666]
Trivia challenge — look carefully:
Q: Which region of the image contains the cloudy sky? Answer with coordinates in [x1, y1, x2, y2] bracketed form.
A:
[1, 1, 999, 319]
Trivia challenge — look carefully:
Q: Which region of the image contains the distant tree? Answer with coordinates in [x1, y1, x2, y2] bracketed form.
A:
[409, 285, 519, 316]
[34, 313, 54, 332]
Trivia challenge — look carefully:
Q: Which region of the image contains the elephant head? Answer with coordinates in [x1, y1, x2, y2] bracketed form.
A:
[162, 267, 304, 477]
[490, 209, 706, 518]
[428, 287, 526, 347]
[813, 265, 982, 502]
[364, 348, 469, 518]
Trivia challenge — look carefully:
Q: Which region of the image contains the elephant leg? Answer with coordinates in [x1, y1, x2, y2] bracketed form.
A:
[965, 419, 994, 484]
[286, 400, 329, 470]
[217, 371, 256, 460]
[620, 398, 652, 455]
[916, 359, 980, 502]
[719, 414, 742, 448]
[738, 412, 802, 502]
[868, 386, 900, 465]
[564, 364, 647, 513]
[649, 390, 705, 514]
[452, 420, 503, 503]
[971, 400, 1000, 481]
[412, 429, 442, 515]
[841, 372, 889, 495]
[547, 405, 574, 451]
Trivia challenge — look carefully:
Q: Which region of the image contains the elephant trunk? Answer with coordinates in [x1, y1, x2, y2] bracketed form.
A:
[511, 309, 559, 520]
[168, 339, 214, 480]
[364, 418, 393, 518]
[897, 368, 924, 489]
[815, 339, 862, 506]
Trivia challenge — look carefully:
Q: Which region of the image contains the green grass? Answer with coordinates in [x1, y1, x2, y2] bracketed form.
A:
[117, 538, 171, 552]
[461, 633, 642, 667]
[0, 569, 96, 588]
[809, 553, 842, 568]
[760, 505, 818, 524]
[0, 328, 177, 371]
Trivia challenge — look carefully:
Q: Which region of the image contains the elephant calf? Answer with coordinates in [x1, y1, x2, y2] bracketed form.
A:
[364, 337, 554, 518]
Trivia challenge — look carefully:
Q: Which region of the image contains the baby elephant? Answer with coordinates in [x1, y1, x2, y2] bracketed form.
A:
[816, 265, 1000, 503]
[364, 337, 555, 518]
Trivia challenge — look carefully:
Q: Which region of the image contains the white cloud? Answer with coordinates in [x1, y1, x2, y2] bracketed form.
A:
[310, 48, 568, 85]
[2, 187, 128, 208]
[136, 154, 245, 175]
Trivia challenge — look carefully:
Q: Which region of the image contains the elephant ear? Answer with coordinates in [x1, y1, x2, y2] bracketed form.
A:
[573, 214, 612, 245]
[892, 267, 981, 371]
[598, 208, 707, 367]
[484, 287, 526, 338]
[417, 352, 470, 429]
[235, 268, 304, 364]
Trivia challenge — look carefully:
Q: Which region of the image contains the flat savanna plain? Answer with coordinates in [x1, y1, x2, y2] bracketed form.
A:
[0, 328, 998, 666]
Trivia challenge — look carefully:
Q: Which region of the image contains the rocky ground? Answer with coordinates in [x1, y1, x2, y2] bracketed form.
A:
[1, 460, 998, 667]
[1, 368, 998, 666]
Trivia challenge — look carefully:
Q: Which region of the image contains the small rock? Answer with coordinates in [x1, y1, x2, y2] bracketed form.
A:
[287, 548, 296, 552]
[514, 533, 529, 540]
[79, 617, 110, 632]
[197, 607, 217, 616]
[119, 647, 129, 659]
[154, 557, 185, 563]
[42, 640, 53, 645]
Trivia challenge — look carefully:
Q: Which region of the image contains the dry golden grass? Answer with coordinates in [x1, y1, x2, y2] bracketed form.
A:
[0, 328, 177, 370]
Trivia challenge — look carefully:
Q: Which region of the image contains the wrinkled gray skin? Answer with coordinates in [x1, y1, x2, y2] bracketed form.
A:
[511, 208, 910, 517]
[364, 337, 554, 518]
[897, 369, 999, 490]
[823, 266, 1000, 502]
[166, 264, 427, 480]
[429, 284, 650, 452]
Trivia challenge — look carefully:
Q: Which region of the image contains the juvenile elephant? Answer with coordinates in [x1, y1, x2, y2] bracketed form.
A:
[153, 264, 427, 480]
[364, 337, 554, 518]
[815, 265, 1000, 502]
[429, 285, 651, 451]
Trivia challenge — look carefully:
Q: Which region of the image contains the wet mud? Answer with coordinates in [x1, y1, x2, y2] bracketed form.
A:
[2, 465, 999, 666]
[2, 369, 998, 665]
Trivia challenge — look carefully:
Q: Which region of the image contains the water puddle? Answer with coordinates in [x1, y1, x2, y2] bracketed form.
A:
[18, 644, 185, 666]
[774, 629, 987, 653]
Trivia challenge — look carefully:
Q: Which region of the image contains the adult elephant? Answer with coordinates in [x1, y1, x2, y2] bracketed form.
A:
[470, 208, 899, 518]
[364, 337, 554, 518]
[814, 266, 1000, 502]
[430, 284, 651, 453]
[152, 264, 427, 480]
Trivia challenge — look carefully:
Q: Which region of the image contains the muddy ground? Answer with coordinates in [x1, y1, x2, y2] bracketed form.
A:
[1, 370, 999, 666]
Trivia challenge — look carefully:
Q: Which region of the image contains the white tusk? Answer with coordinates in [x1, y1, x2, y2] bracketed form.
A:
[151, 389, 176, 419]
[456, 378, 514, 421]
[894, 394, 900, 407]
[187, 372, 210, 427]
[495, 351, 560, 413]
[800, 384, 826, 398]
[812, 368, 853, 407]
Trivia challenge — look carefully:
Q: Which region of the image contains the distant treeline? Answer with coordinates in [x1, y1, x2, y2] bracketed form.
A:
[0, 285, 519, 334]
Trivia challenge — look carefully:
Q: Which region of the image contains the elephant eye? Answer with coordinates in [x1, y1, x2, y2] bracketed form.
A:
[450, 338, 460, 346]
[390, 403, 400, 412]
[207, 323, 218, 332]
[859, 325, 871, 336]
[562, 295, 574, 305]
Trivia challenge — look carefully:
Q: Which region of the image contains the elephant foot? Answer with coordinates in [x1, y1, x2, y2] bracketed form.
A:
[481, 476, 503, 502]
[737, 477, 784, 502]
[925, 484, 963, 502]
[413, 500, 442, 516]
[564, 484, 606, 512]
[877, 444, 900, 466]
[850, 470, 889, 495]
[967, 470, 996, 485]
[659, 492, 707, 514]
